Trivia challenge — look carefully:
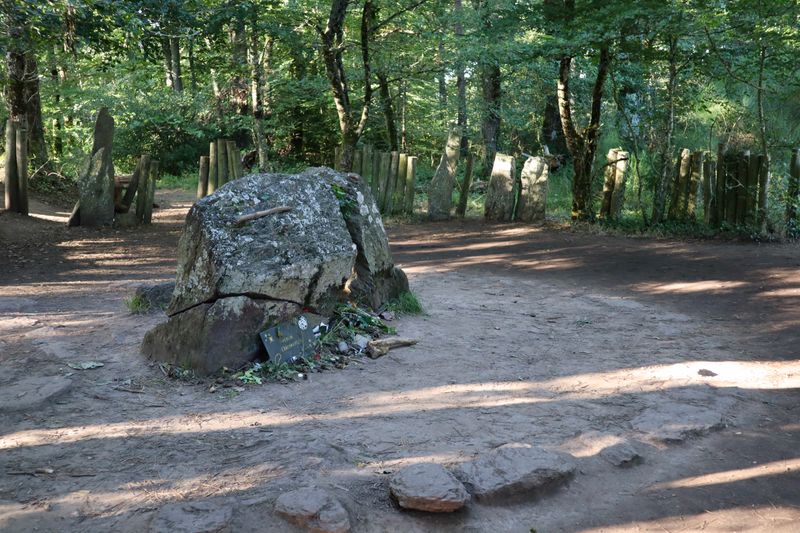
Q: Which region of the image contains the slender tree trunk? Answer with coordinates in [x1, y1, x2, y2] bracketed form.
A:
[557, 47, 609, 221]
[319, 0, 374, 172]
[377, 72, 398, 151]
[169, 37, 183, 92]
[188, 36, 197, 91]
[454, 0, 468, 156]
[161, 37, 174, 89]
[652, 36, 678, 224]
[480, 64, 501, 178]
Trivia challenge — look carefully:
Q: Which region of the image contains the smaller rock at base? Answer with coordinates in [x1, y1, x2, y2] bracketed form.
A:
[390, 463, 469, 512]
[456, 443, 576, 502]
[274, 487, 350, 533]
[336, 341, 349, 354]
[599, 441, 642, 468]
[150, 501, 232, 533]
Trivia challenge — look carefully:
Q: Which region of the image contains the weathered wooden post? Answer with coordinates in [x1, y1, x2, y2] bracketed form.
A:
[686, 151, 704, 220]
[353, 149, 362, 176]
[404, 156, 417, 215]
[207, 141, 218, 194]
[226, 140, 240, 181]
[4, 119, 19, 212]
[143, 160, 159, 224]
[600, 148, 619, 219]
[197, 156, 210, 199]
[384, 151, 399, 213]
[376, 152, 390, 213]
[787, 148, 800, 228]
[428, 126, 462, 221]
[78, 107, 116, 227]
[15, 119, 28, 215]
[745, 152, 760, 226]
[734, 151, 750, 225]
[714, 143, 727, 226]
[724, 151, 739, 225]
[216, 139, 228, 186]
[334, 145, 342, 171]
[456, 153, 474, 218]
[703, 159, 716, 225]
[611, 150, 629, 219]
[484, 153, 516, 222]
[516, 156, 549, 223]
[758, 155, 770, 234]
[362, 145, 374, 185]
[669, 148, 691, 220]
[393, 153, 408, 215]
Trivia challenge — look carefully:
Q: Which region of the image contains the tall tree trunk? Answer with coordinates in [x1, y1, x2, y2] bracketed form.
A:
[161, 37, 174, 89]
[454, 0, 468, 156]
[169, 37, 183, 92]
[188, 36, 197, 91]
[480, 63, 501, 178]
[557, 46, 610, 221]
[651, 36, 678, 224]
[248, 25, 272, 171]
[377, 72, 398, 151]
[319, 0, 374, 171]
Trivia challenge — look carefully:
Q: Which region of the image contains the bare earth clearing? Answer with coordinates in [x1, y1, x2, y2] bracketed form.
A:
[1, 190, 799, 532]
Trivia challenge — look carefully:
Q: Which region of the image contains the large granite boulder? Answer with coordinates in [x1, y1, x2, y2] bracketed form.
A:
[142, 167, 408, 374]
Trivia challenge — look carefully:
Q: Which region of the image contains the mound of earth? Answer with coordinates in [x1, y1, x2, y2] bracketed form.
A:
[141, 167, 408, 374]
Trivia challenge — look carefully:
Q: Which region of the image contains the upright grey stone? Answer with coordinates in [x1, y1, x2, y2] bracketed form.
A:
[143, 167, 407, 374]
[484, 153, 516, 222]
[516, 156, 548, 223]
[78, 107, 115, 226]
[427, 127, 462, 221]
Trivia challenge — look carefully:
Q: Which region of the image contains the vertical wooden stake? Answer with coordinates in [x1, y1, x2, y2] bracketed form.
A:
[377, 152, 391, 213]
[404, 156, 417, 215]
[393, 153, 408, 214]
[745, 152, 760, 226]
[758, 155, 770, 234]
[208, 141, 218, 194]
[686, 151, 703, 220]
[353, 149, 363, 177]
[216, 138, 228, 186]
[787, 149, 800, 228]
[197, 156, 210, 199]
[362, 145, 373, 185]
[600, 148, 618, 220]
[714, 143, 727, 226]
[226, 140, 238, 181]
[15, 120, 28, 215]
[702, 159, 714, 224]
[144, 160, 159, 224]
[456, 153, 474, 217]
[4, 119, 19, 212]
[384, 151, 399, 213]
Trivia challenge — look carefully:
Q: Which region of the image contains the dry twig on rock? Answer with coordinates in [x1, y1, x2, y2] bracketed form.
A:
[235, 206, 292, 225]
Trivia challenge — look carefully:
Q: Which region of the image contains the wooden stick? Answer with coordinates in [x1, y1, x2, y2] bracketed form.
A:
[197, 155, 209, 199]
[4, 119, 19, 211]
[15, 120, 28, 215]
[235, 206, 292, 225]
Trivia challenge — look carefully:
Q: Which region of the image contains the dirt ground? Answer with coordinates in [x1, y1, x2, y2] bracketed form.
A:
[1, 189, 799, 532]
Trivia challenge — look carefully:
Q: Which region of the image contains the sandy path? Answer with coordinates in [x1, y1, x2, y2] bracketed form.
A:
[1, 193, 798, 532]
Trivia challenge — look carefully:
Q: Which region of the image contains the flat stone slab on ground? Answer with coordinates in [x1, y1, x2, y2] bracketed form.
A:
[456, 443, 576, 502]
[150, 501, 232, 533]
[599, 441, 643, 467]
[632, 391, 733, 444]
[390, 463, 470, 512]
[0, 376, 72, 413]
[274, 487, 350, 533]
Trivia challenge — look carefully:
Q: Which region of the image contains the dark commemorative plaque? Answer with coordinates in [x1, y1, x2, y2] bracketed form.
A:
[259, 313, 329, 365]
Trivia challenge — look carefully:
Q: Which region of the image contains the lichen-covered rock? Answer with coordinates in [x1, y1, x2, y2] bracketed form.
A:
[143, 167, 407, 374]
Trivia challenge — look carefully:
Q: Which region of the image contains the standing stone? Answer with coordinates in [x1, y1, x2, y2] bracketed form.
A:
[78, 108, 115, 226]
[516, 156, 548, 223]
[484, 153, 516, 222]
[274, 488, 350, 533]
[428, 127, 462, 221]
[456, 443, 576, 502]
[390, 463, 470, 512]
[611, 150, 629, 219]
[599, 148, 619, 219]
